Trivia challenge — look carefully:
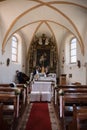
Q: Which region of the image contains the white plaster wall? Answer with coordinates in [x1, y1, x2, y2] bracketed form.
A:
[0, 34, 26, 83]
[60, 34, 86, 85]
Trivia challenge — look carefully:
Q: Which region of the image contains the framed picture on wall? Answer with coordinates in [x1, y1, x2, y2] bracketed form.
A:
[36, 49, 50, 68]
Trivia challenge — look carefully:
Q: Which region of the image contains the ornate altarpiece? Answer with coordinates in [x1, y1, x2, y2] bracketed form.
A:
[29, 34, 58, 74]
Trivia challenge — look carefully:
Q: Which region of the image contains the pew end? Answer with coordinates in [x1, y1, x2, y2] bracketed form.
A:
[68, 104, 87, 130]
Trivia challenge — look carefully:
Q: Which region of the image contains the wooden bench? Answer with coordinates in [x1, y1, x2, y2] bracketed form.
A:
[0, 84, 10, 87]
[16, 83, 30, 104]
[53, 85, 87, 130]
[60, 93, 87, 130]
[0, 83, 28, 106]
[0, 93, 19, 118]
[0, 92, 20, 130]
[53, 85, 87, 105]
[0, 103, 3, 128]
[0, 83, 29, 105]
[68, 104, 87, 130]
[0, 103, 10, 130]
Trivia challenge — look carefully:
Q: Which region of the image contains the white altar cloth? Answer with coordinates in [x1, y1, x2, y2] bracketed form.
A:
[30, 91, 41, 102]
[30, 81, 53, 102]
[32, 81, 52, 92]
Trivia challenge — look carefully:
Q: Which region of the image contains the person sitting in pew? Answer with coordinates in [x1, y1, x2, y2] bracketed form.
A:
[16, 70, 29, 84]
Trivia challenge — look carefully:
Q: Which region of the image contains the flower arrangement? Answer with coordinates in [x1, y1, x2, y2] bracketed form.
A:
[24, 84, 27, 88]
[26, 81, 29, 84]
[58, 89, 64, 96]
[24, 81, 30, 88]
[15, 88, 21, 95]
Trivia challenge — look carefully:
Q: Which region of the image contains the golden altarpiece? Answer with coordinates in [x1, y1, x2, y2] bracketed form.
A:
[29, 34, 58, 74]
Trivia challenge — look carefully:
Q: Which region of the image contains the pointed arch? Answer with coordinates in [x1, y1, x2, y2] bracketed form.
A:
[2, 0, 85, 55]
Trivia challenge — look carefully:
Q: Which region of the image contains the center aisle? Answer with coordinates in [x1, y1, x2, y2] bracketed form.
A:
[25, 103, 52, 130]
[17, 102, 59, 130]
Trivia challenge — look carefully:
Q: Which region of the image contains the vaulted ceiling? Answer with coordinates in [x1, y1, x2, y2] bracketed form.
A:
[0, 0, 87, 55]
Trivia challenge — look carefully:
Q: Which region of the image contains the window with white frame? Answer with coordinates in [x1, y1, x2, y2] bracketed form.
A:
[11, 36, 18, 62]
[70, 38, 77, 63]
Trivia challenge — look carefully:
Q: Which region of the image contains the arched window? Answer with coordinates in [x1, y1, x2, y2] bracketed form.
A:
[11, 36, 18, 62]
[70, 38, 77, 63]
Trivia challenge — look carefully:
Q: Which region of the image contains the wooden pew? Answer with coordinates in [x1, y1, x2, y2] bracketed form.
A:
[0, 83, 28, 107]
[0, 86, 25, 129]
[0, 92, 20, 130]
[60, 93, 87, 117]
[0, 86, 25, 116]
[68, 104, 87, 130]
[0, 103, 9, 130]
[72, 82, 81, 85]
[16, 83, 30, 104]
[53, 85, 87, 105]
[0, 83, 29, 105]
[0, 103, 3, 128]
[60, 93, 87, 130]
[53, 85, 87, 130]
[0, 93, 19, 118]
[0, 84, 9, 87]
[55, 84, 87, 90]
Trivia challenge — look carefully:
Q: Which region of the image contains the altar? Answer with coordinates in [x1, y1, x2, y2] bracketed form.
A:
[30, 80, 54, 102]
[29, 34, 58, 75]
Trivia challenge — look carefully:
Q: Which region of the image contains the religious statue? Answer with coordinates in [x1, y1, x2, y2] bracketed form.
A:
[41, 34, 47, 45]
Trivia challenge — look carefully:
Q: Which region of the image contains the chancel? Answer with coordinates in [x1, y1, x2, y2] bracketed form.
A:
[0, 1, 87, 130]
[29, 33, 57, 75]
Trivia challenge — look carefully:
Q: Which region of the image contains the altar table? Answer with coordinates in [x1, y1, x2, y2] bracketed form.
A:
[30, 81, 53, 102]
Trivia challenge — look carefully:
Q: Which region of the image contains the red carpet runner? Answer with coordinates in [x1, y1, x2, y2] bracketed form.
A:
[25, 103, 52, 130]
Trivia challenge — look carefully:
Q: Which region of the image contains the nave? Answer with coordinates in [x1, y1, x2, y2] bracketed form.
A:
[1, 82, 87, 130]
[17, 102, 60, 130]
[0, 1, 87, 130]
[0, 82, 60, 130]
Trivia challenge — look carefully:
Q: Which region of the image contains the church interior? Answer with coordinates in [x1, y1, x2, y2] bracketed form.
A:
[0, 0, 87, 130]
